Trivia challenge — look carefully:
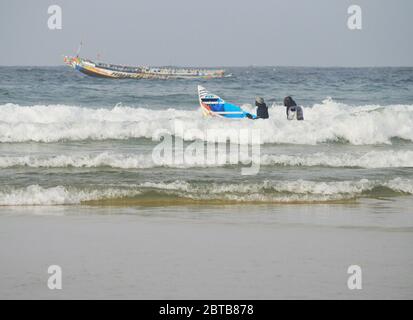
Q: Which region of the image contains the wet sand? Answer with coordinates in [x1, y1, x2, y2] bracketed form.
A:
[1, 199, 412, 299]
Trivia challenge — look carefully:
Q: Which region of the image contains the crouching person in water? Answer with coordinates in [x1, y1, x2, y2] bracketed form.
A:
[247, 96, 269, 119]
[283, 96, 304, 120]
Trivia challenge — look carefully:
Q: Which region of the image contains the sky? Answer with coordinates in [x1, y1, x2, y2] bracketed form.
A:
[0, 0, 412, 67]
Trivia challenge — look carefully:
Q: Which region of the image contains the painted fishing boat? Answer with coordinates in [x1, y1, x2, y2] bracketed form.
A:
[63, 56, 225, 79]
[198, 85, 255, 119]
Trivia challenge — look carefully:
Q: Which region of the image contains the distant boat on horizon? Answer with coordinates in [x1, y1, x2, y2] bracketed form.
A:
[63, 56, 225, 79]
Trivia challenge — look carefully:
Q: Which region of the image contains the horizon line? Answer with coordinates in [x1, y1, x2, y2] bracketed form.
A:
[1, 64, 413, 68]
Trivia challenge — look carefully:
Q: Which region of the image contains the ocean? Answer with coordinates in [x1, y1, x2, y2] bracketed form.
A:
[0, 66, 412, 299]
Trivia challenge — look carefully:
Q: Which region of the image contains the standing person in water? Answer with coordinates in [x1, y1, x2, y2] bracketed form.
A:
[283, 96, 304, 120]
[247, 96, 269, 119]
[283, 96, 297, 116]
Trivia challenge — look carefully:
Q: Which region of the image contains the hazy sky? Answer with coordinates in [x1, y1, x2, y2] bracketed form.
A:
[1, 0, 412, 66]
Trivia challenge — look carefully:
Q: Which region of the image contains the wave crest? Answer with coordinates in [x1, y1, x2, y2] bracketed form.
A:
[1, 178, 412, 206]
[0, 150, 412, 169]
[1, 100, 413, 144]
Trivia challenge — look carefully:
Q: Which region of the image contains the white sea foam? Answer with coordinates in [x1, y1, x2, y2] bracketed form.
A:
[0, 150, 412, 169]
[139, 179, 375, 195]
[1, 100, 413, 144]
[260, 150, 413, 168]
[139, 178, 413, 202]
[0, 185, 140, 206]
[1, 178, 409, 206]
[0, 153, 156, 169]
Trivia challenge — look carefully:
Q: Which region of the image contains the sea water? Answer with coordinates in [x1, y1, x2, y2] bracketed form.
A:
[0, 66, 412, 299]
[0, 66, 412, 205]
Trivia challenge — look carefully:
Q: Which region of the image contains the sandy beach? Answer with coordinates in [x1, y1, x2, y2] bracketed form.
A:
[1, 199, 412, 299]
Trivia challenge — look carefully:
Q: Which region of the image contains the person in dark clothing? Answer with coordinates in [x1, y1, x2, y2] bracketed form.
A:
[283, 96, 304, 120]
[253, 96, 269, 119]
[283, 96, 297, 116]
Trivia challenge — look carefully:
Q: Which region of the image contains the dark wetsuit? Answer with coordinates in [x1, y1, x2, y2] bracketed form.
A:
[256, 102, 269, 119]
[284, 96, 297, 116]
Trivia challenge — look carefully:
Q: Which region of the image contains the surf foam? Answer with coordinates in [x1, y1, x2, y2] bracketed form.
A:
[1, 100, 413, 144]
[1, 178, 411, 206]
[0, 150, 412, 169]
[0, 185, 141, 206]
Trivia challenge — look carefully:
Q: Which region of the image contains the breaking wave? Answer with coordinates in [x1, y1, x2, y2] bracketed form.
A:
[0, 185, 141, 206]
[1, 99, 413, 144]
[0, 150, 412, 169]
[1, 178, 412, 206]
[260, 150, 413, 168]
